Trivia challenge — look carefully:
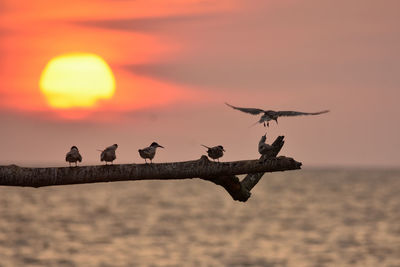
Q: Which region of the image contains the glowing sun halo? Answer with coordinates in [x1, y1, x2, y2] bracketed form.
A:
[39, 53, 115, 109]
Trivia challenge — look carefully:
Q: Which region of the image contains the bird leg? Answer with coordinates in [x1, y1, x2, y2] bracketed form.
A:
[69, 162, 71, 167]
[75, 162, 77, 167]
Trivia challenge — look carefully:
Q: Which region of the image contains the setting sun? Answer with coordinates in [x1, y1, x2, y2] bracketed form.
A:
[39, 53, 115, 109]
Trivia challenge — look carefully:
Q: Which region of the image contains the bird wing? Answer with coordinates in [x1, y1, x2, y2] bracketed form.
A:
[65, 151, 71, 161]
[201, 144, 210, 149]
[77, 153, 82, 162]
[140, 147, 152, 155]
[225, 103, 265, 115]
[139, 147, 155, 158]
[276, 110, 329, 117]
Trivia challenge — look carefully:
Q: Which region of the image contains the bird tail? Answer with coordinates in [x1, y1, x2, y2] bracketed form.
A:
[201, 144, 210, 149]
[248, 120, 259, 128]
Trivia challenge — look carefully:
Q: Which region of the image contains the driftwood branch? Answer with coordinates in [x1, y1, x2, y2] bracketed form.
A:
[0, 136, 301, 202]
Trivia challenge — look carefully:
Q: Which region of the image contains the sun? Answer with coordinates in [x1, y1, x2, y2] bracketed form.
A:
[39, 53, 116, 109]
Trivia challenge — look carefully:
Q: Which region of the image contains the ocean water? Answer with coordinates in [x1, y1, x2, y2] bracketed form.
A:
[0, 169, 399, 267]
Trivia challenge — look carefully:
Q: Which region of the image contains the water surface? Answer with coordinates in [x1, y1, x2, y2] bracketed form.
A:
[0, 169, 399, 266]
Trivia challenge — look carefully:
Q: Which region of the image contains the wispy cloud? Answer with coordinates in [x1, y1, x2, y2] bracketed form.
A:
[75, 14, 215, 32]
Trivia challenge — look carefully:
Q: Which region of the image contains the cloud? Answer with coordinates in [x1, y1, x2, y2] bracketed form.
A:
[74, 2, 400, 93]
[75, 14, 215, 33]
[125, 62, 272, 90]
[125, 57, 400, 93]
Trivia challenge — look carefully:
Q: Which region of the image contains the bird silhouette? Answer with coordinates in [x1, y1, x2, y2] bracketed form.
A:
[100, 144, 118, 165]
[201, 144, 225, 162]
[138, 142, 164, 163]
[65, 146, 82, 167]
[225, 102, 329, 127]
[258, 134, 273, 156]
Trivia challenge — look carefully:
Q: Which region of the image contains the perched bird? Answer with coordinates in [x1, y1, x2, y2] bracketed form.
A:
[258, 134, 273, 155]
[138, 142, 164, 163]
[65, 146, 82, 167]
[100, 144, 118, 165]
[201, 144, 225, 162]
[225, 102, 329, 127]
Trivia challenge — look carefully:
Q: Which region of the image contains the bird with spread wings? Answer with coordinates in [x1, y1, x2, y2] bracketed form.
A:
[225, 103, 329, 127]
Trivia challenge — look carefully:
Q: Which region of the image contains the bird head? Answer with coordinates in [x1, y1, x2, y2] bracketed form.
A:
[218, 145, 225, 152]
[151, 142, 164, 148]
[113, 144, 118, 148]
[71, 146, 78, 151]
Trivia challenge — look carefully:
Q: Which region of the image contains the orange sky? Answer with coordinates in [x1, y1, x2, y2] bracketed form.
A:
[1, 0, 399, 167]
[0, 0, 235, 115]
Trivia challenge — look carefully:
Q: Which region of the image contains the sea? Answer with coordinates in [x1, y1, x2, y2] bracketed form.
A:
[0, 169, 399, 267]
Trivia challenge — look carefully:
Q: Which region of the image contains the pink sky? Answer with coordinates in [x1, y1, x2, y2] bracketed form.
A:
[1, 0, 399, 167]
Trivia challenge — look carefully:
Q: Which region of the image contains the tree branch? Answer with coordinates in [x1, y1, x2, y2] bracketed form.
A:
[242, 135, 286, 191]
[0, 136, 301, 202]
[207, 136, 289, 202]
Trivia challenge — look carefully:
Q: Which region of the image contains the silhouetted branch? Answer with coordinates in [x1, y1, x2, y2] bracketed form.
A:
[0, 136, 301, 202]
[211, 136, 288, 202]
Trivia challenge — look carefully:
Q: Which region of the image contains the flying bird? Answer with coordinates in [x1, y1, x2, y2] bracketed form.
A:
[225, 102, 329, 127]
[201, 144, 225, 162]
[65, 146, 82, 167]
[138, 142, 164, 163]
[100, 144, 118, 165]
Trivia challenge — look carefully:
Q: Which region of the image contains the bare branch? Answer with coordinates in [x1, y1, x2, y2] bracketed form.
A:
[213, 136, 289, 202]
[242, 135, 285, 192]
[0, 136, 301, 202]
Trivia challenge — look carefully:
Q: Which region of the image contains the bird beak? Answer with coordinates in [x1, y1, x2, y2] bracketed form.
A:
[158, 145, 164, 148]
[223, 149, 226, 152]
